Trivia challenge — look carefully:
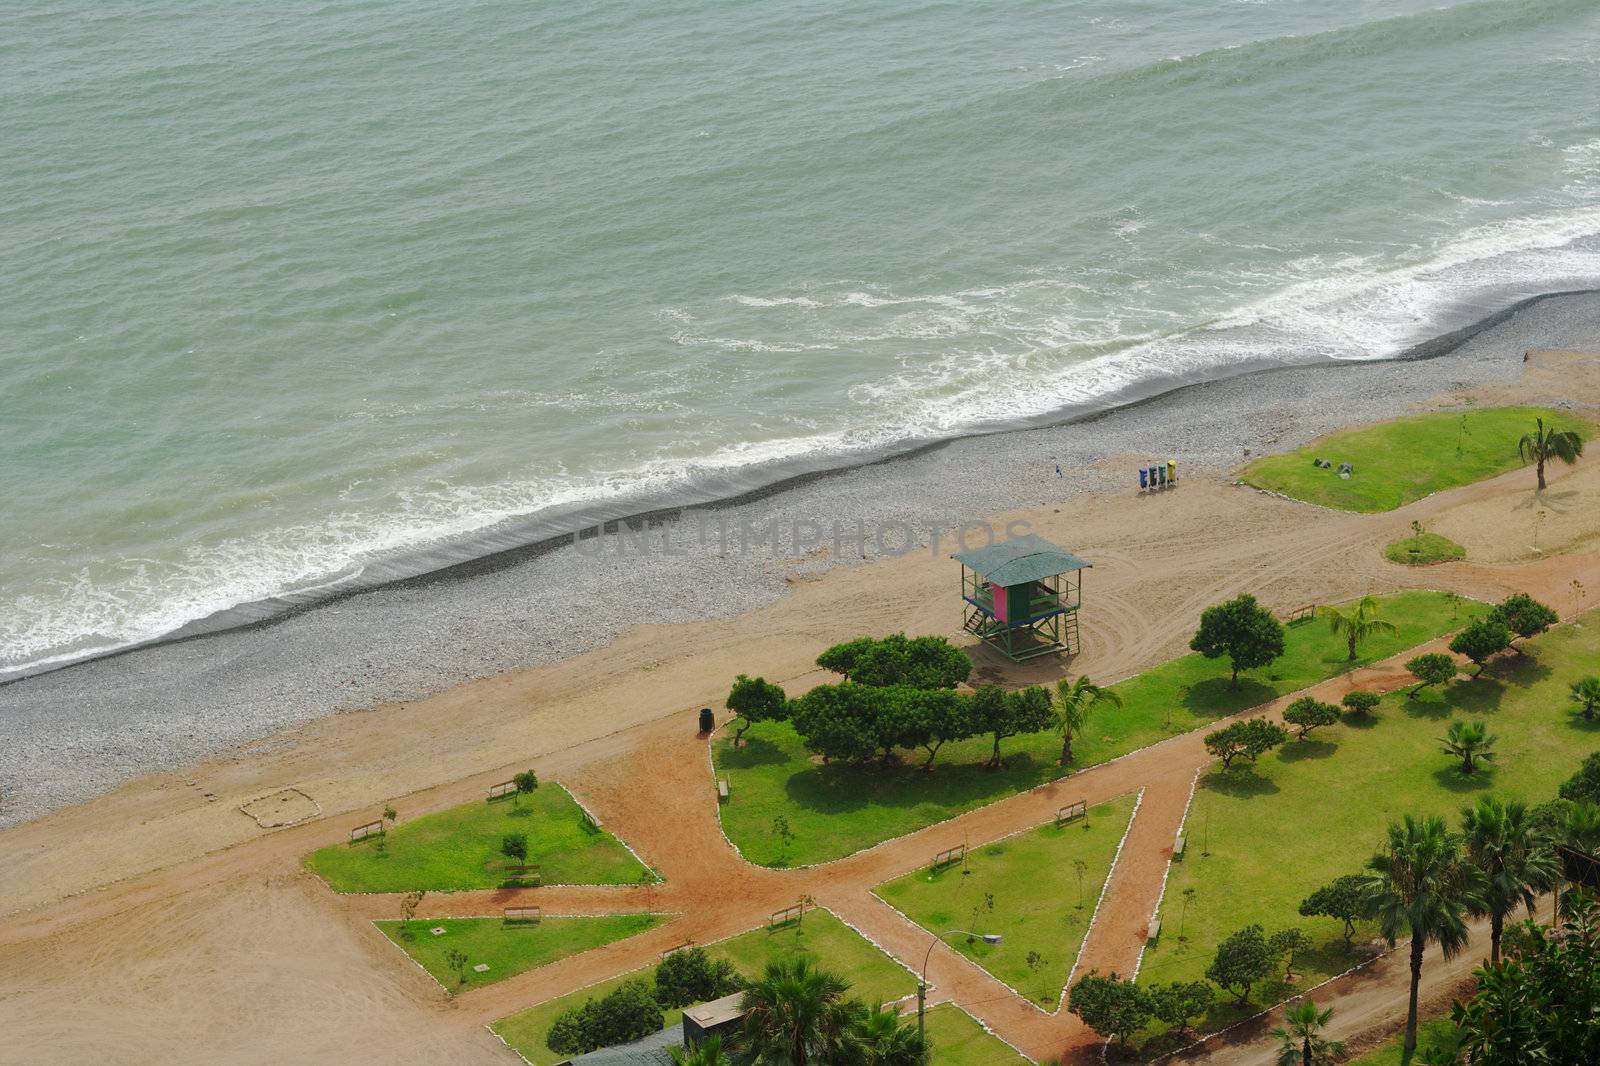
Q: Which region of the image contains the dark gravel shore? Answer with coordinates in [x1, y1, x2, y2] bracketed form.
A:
[3, 292, 1598, 829]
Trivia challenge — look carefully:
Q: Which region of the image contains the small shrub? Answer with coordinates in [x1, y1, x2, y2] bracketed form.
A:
[1341, 690, 1380, 716]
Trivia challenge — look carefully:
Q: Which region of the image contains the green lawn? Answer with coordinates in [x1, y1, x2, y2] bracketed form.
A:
[1383, 531, 1466, 566]
[876, 794, 1138, 1007]
[717, 591, 1483, 867]
[492, 909, 917, 1066]
[304, 783, 651, 892]
[923, 1003, 1028, 1065]
[1239, 406, 1590, 512]
[377, 913, 665, 992]
[1136, 614, 1600, 1038]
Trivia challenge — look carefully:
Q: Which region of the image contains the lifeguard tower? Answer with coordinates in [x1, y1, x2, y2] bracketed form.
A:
[953, 533, 1090, 662]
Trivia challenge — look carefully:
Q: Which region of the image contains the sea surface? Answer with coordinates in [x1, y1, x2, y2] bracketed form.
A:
[4, 0, 1600, 680]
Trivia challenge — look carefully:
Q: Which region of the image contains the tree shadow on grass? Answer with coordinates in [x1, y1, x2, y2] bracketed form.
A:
[1432, 762, 1498, 794]
[1566, 711, 1600, 734]
[1342, 713, 1381, 730]
[1403, 692, 1455, 721]
[782, 752, 1057, 818]
[720, 735, 790, 769]
[1201, 766, 1279, 798]
[1494, 654, 1553, 690]
[1447, 678, 1508, 716]
[1279, 738, 1338, 762]
[1183, 677, 1277, 719]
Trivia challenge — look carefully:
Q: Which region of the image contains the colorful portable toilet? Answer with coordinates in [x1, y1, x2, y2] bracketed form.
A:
[953, 533, 1091, 662]
[1139, 467, 1149, 489]
[1157, 464, 1167, 487]
[1168, 459, 1177, 484]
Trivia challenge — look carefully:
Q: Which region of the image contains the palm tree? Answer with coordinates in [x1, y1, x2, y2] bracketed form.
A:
[739, 957, 860, 1065]
[1518, 416, 1584, 491]
[1571, 676, 1600, 721]
[1441, 720, 1496, 775]
[1051, 676, 1123, 766]
[1270, 1000, 1346, 1066]
[671, 1035, 734, 1066]
[849, 1003, 928, 1066]
[1363, 814, 1484, 1060]
[1320, 596, 1399, 662]
[1460, 797, 1558, 962]
[1553, 799, 1600, 921]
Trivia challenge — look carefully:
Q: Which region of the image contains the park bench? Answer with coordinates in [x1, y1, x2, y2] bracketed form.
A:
[1055, 800, 1087, 827]
[504, 906, 541, 924]
[717, 778, 730, 802]
[349, 820, 385, 843]
[1173, 833, 1186, 858]
[503, 864, 542, 885]
[1147, 918, 1161, 944]
[488, 780, 518, 801]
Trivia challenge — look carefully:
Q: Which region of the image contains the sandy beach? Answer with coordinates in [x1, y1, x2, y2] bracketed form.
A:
[0, 291, 1598, 1064]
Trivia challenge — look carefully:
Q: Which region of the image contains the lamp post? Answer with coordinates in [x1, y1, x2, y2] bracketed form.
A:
[918, 929, 1002, 1045]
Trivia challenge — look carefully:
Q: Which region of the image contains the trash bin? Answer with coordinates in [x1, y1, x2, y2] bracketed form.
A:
[1139, 467, 1149, 490]
[1168, 459, 1177, 484]
[698, 707, 715, 733]
[1157, 464, 1167, 487]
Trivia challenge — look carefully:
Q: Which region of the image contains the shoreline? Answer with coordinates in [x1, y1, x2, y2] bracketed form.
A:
[3, 291, 1600, 829]
[7, 285, 1599, 690]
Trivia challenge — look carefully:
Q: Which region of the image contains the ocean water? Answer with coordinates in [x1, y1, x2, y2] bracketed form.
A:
[3, 0, 1599, 679]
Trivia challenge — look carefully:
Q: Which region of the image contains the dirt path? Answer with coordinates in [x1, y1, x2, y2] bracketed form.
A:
[1, 432, 1597, 1065]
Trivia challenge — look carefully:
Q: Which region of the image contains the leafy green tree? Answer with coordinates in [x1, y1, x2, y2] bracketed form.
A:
[1517, 415, 1584, 490]
[1362, 814, 1484, 1060]
[1206, 925, 1278, 1005]
[1320, 595, 1399, 662]
[1270, 1000, 1346, 1066]
[1450, 619, 1510, 675]
[1190, 594, 1286, 690]
[1461, 796, 1558, 963]
[579, 980, 665, 1051]
[1490, 593, 1559, 651]
[1146, 981, 1214, 1036]
[1299, 876, 1369, 948]
[898, 688, 974, 770]
[1204, 718, 1289, 771]
[816, 637, 875, 681]
[670, 1035, 734, 1066]
[1406, 653, 1458, 699]
[1441, 720, 1497, 776]
[1554, 800, 1600, 920]
[1341, 690, 1381, 717]
[513, 770, 539, 794]
[500, 833, 528, 862]
[814, 634, 970, 689]
[1282, 697, 1340, 740]
[969, 684, 1053, 768]
[655, 947, 744, 1009]
[1570, 677, 1600, 721]
[446, 947, 470, 985]
[789, 683, 881, 763]
[739, 957, 860, 1066]
[848, 1002, 928, 1066]
[726, 674, 789, 744]
[1269, 927, 1312, 980]
[1051, 676, 1123, 766]
[1067, 971, 1153, 1051]
[1452, 891, 1600, 1064]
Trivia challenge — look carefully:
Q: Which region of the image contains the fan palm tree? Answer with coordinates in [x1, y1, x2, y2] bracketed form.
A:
[670, 1035, 734, 1066]
[1051, 676, 1123, 766]
[1362, 814, 1484, 1060]
[1553, 799, 1600, 922]
[1460, 797, 1558, 962]
[1270, 1000, 1346, 1066]
[1441, 720, 1496, 775]
[1319, 596, 1399, 662]
[848, 1003, 928, 1066]
[1518, 416, 1584, 491]
[739, 957, 860, 1065]
[1571, 676, 1600, 721]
